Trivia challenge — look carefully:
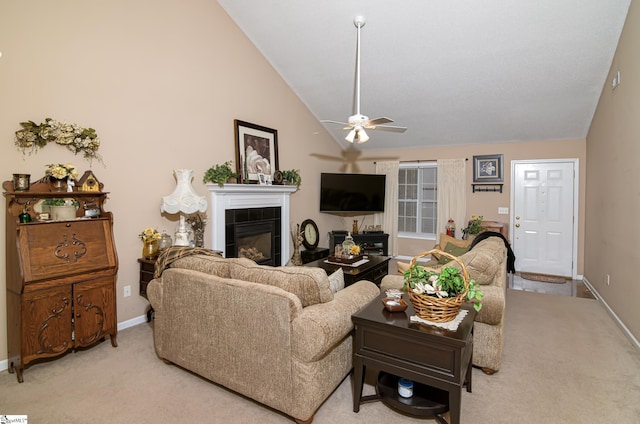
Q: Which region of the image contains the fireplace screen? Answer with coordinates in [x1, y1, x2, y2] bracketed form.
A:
[235, 221, 275, 265]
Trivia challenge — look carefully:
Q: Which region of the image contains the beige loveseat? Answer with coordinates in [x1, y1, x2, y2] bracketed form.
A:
[380, 236, 508, 373]
[147, 254, 379, 423]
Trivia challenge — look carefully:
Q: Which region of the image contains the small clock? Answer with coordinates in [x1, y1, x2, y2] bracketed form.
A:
[301, 219, 319, 250]
[273, 170, 284, 185]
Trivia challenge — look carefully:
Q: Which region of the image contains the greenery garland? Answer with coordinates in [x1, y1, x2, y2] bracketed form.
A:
[15, 118, 101, 162]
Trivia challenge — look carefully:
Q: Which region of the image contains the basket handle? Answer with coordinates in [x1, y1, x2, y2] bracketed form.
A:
[408, 249, 470, 291]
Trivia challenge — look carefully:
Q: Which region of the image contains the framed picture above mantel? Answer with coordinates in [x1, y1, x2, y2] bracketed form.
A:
[234, 120, 279, 184]
[472, 154, 504, 183]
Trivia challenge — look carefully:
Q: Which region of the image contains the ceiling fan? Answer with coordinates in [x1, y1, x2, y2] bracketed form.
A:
[321, 16, 407, 144]
[310, 145, 399, 173]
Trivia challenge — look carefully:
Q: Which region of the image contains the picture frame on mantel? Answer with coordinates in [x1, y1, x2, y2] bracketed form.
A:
[234, 119, 279, 184]
[473, 154, 504, 183]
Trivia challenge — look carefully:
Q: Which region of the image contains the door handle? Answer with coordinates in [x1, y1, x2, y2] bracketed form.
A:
[515, 223, 520, 228]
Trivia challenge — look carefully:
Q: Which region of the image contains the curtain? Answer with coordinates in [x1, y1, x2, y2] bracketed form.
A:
[375, 161, 399, 257]
[436, 159, 466, 242]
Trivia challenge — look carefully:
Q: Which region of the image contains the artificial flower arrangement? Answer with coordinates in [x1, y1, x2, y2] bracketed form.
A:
[403, 263, 483, 312]
[15, 118, 101, 162]
[347, 244, 361, 256]
[139, 228, 163, 243]
[462, 214, 484, 238]
[46, 163, 79, 180]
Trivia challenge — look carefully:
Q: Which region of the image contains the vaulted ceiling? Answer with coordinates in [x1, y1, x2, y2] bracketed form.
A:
[217, 1, 631, 150]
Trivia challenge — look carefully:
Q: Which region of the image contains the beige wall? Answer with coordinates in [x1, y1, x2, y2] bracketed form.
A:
[360, 139, 586, 269]
[0, 0, 345, 364]
[585, 0, 639, 342]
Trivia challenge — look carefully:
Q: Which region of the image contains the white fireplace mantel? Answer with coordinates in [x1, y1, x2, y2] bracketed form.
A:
[206, 184, 297, 266]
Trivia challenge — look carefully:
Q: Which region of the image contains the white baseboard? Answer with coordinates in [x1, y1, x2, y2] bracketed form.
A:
[118, 314, 148, 331]
[583, 276, 640, 351]
[1, 315, 148, 373]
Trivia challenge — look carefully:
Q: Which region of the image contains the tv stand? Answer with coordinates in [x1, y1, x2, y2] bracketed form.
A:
[330, 231, 389, 256]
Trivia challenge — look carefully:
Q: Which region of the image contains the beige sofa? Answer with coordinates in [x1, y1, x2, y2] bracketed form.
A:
[380, 236, 508, 373]
[147, 254, 379, 423]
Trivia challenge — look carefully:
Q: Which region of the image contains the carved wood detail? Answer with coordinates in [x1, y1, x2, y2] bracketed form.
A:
[54, 233, 87, 263]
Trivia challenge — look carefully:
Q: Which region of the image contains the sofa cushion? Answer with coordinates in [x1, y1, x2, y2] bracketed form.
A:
[169, 255, 255, 278]
[446, 237, 506, 285]
[229, 262, 334, 307]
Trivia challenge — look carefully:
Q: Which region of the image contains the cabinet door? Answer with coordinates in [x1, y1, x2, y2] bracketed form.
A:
[74, 278, 117, 347]
[21, 286, 73, 365]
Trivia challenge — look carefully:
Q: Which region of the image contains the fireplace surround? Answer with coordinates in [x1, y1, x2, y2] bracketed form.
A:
[206, 184, 297, 266]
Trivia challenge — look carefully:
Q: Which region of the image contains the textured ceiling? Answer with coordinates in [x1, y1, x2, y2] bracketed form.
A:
[217, 0, 631, 150]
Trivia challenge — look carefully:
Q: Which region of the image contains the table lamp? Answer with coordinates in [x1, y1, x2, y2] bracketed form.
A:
[160, 169, 207, 246]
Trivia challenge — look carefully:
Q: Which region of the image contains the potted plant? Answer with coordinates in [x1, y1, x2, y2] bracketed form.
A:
[139, 227, 163, 259]
[203, 161, 238, 187]
[462, 214, 484, 239]
[43, 198, 80, 220]
[281, 169, 301, 188]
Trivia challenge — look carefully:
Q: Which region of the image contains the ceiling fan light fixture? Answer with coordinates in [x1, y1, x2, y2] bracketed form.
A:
[345, 127, 369, 144]
[356, 128, 369, 143]
[345, 129, 356, 143]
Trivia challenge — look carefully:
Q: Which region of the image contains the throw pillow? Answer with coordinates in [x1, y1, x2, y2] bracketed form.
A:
[328, 268, 345, 293]
[431, 234, 472, 261]
[438, 242, 470, 265]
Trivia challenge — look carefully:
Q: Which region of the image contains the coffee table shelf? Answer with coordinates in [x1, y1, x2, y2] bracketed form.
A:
[375, 372, 449, 422]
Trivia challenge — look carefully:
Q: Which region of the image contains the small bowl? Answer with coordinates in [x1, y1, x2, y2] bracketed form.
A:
[381, 297, 408, 312]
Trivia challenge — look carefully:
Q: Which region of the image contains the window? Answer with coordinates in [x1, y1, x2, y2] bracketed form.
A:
[398, 163, 437, 237]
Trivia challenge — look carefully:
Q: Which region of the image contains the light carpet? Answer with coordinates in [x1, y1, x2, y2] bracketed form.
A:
[1, 289, 639, 423]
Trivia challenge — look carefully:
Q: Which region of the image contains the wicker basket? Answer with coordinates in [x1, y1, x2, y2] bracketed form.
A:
[406, 249, 470, 323]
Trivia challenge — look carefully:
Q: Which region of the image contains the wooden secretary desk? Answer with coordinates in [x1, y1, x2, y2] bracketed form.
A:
[3, 179, 118, 382]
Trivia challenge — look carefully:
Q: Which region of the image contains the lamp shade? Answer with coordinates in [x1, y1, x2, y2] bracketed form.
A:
[160, 169, 207, 215]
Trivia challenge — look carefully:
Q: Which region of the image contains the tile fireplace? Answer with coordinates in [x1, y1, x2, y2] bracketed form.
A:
[206, 184, 297, 266]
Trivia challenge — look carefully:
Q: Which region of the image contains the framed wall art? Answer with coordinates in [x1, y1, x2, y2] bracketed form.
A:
[234, 120, 279, 183]
[473, 154, 504, 183]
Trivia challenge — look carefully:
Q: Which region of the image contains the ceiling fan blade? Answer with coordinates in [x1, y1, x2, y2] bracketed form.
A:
[370, 124, 407, 133]
[310, 153, 345, 162]
[321, 119, 351, 127]
[366, 117, 394, 126]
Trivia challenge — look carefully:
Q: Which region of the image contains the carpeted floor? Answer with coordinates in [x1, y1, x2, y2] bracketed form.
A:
[1, 289, 639, 423]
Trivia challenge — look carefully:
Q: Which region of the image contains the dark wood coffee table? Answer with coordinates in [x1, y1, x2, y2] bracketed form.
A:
[304, 255, 390, 286]
[352, 294, 476, 424]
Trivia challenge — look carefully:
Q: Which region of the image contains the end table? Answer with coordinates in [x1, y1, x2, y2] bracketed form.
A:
[138, 258, 156, 321]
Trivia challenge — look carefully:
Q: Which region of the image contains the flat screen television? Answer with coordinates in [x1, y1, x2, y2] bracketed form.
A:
[320, 173, 386, 213]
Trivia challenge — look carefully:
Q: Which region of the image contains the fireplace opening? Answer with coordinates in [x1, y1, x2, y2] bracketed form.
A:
[235, 221, 275, 265]
[225, 207, 281, 266]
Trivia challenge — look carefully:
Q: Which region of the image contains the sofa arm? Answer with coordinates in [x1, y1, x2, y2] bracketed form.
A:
[292, 280, 379, 362]
[475, 283, 505, 325]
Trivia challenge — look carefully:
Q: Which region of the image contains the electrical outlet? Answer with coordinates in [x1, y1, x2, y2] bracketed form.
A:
[124, 285, 131, 297]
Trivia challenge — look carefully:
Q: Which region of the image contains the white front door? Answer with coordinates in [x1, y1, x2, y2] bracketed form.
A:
[511, 160, 577, 277]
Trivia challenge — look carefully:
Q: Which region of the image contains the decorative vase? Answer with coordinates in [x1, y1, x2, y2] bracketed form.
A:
[49, 177, 68, 193]
[142, 239, 159, 259]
